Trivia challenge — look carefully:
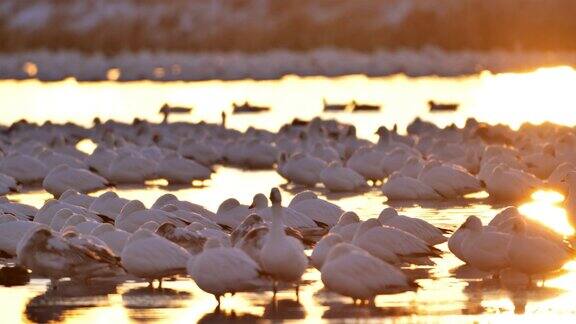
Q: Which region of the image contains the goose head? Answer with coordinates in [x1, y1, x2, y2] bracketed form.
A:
[249, 193, 268, 210]
[217, 198, 240, 214]
[461, 215, 483, 232]
[270, 187, 282, 206]
[337, 211, 360, 225]
[377, 207, 398, 223]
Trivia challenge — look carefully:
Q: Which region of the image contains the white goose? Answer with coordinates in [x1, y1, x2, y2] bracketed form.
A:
[329, 212, 362, 242]
[381, 172, 442, 200]
[279, 152, 327, 187]
[352, 219, 440, 265]
[321, 242, 414, 304]
[0, 198, 37, 221]
[249, 193, 318, 229]
[88, 191, 129, 221]
[377, 208, 447, 245]
[188, 238, 264, 303]
[547, 162, 575, 193]
[17, 227, 123, 285]
[160, 205, 220, 230]
[36, 149, 87, 170]
[417, 160, 481, 198]
[346, 147, 385, 182]
[320, 161, 367, 192]
[0, 172, 18, 195]
[152, 193, 216, 219]
[311, 233, 344, 269]
[215, 198, 251, 230]
[0, 153, 48, 184]
[459, 216, 511, 272]
[116, 200, 187, 233]
[121, 228, 190, 288]
[288, 191, 344, 227]
[58, 189, 96, 209]
[507, 217, 572, 277]
[107, 152, 157, 183]
[260, 188, 307, 297]
[49, 209, 74, 231]
[156, 153, 212, 184]
[90, 223, 130, 256]
[485, 164, 541, 201]
[42, 164, 108, 197]
[85, 145, 117, 177]
[35, 199, 99, 225]
[0, 217, 42, 256]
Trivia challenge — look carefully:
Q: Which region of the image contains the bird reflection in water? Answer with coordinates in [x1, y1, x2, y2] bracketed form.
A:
[24, 280, 118, 323]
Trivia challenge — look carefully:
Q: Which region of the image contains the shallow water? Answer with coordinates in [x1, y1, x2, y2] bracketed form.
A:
[2, 67, 576, 322]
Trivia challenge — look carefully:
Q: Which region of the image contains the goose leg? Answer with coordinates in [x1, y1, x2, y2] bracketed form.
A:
[158, 278, 163, 289]
[295, 285, 300, 302]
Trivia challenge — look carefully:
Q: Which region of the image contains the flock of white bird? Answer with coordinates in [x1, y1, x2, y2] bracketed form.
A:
[1, 116, 576, 304]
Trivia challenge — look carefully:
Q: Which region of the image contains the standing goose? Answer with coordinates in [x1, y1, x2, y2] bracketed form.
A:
[260, 188, 307, 298]
[121, 228, 190, 288]
[321, 242, 415, 304]
[188, 238, 265, 304]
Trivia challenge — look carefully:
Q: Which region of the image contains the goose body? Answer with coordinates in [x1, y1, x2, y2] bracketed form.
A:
[89, 191, 129, 221]
[42, 165, 108, 196]
[152, 193, 216, 219]
[320, 161, 367, 192]
[90, 223, 130, 256]
[116, 200, 187, 233]
[188, 239, 264, 302]
[418, 161, 481, 198]
[0, 218, 42, 256]
[321, 243, 413, 302]
[0, 153, 48, 184]
[157, 153, 212, 184]
[288, 191, 343, 227]
[459, 216, 511, 272]
[377, 208, 447, 245]
[382, 172, 442, 200]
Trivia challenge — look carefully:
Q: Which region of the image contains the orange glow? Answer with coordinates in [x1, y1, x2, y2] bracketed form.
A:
[519, 190, 573, 236]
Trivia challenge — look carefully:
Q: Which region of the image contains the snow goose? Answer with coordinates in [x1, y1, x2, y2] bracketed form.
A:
[186, 222, 231, 247]
[507, 217, 572, 277]
[116, 200, 187, 233]
[522, 144, 559, 179]
[279, 152, 327, 187]
[215, 198, 251, 230]
[85, 145, 117, 176]
[0, 217, 42, 256]
[0, 172, 18, 195]
[42, 164, 108, 197]
[90, 223, 130, 256]
[398, 156, 424, 178]
[152, 193, 216, 219]
[0, 198, 37, 221]
[88, 191, 129, 221]
[243, 139, 278, 169]
[160, 205, 220, 230]
[547, 162, 575, 192]
[35, 199, 100, 225]
[377, 207, 448, 245]
[249, 193, 318, 229]
[49, 209, 74, 231]
[156, 222, 206, 255]
[311, 142, 340, 164]
[260, 188, 307, 297]
[58, 189, 96, 209]
[447, 222, 470, 261]
[485, 164, 541, 201]
[35, 149, 87, 170]
[352, 219, 441, 265]
[459, 216, 511, 272]
[121, 228, 190, 288]
[177, 137, 220, 166]
[311, 233, 344, 269]
[329, 211, 362, 242]
[321, 242, 415, 304]
[188, 238, 265, 303]
[156, 153, 212, 184]
[0, 153, 48, 184]
[288, 191, 343, 227]
[380, 148, 419, 176]
[17, 227, 123, 285]
[107, 152, 157, 183]
[346, 147, 385, 182]
[382, 172, 442, 200]
[418, 160, 481, 198]
[320, 161, 367, 192]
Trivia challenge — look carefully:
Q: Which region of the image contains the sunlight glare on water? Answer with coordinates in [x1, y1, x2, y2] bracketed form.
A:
[519, 190, 573, 236]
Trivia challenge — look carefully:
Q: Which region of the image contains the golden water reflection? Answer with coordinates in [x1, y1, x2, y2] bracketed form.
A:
[2, 67, 576, 321]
